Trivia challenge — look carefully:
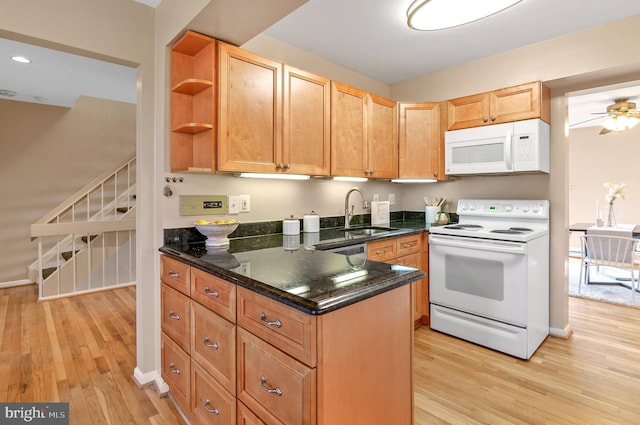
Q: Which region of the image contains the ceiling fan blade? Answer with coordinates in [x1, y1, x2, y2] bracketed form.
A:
[569, 116, 606, 127]
[599, 127, 612, 135]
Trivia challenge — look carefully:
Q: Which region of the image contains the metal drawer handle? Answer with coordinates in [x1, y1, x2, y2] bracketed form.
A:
[204, 286, 219, 297]
[204, 399, 220, 415]
[376, 248, 388, 255]
[259, 375, 282, 396]
[169, 363, 180, 374]
[168, 271, 180, 278]
[168, 310, 180, 320]
[402, 242, 415, 248]
[259, 312, 282, 328]
[203, 336, 219, 349]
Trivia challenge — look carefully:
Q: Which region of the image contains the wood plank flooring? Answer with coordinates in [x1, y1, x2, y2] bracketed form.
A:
[0, 284, 185, 425]
[2, 284, 639, 424]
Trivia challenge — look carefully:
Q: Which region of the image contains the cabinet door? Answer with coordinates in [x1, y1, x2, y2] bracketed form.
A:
[283, 65, 330, 176]
[490, 81, 546, 124]
[398, 102, 443, 180]
[161, 284, 191, 352]
[367, 94, 398, 179]
[237, 402, 267, 425]
[162, 332, 191, 414]
[218, 42, 282, 173]
[447, 92, 490, 130]
[330, 81, 368, 177]
[191, 360, 236, 425]
[367, 238, 397, 263]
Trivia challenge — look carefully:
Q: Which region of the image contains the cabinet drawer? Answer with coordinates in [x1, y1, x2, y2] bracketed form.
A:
[191, 301, 236, 394]
[161, 284, 191, 352]
[237, 402, 266, 425]
[237, 328, 315, 425]
[161, 255, 191, 295]
[367, 238, 397, 262]
[191, 360, 236, 425]
[396, 233, 422, 257]
[237, 287, 316, 366]
[161, 332, 190, 414]
[191, 268, 236, 322]
[395, 252, 421, 269]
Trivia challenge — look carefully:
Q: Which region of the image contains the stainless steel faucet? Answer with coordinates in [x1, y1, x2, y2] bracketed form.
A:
[344, 187, 369, 229]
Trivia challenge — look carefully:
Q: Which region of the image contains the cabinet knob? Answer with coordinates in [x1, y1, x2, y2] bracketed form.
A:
[284, 163, 291, 169]
[434, 171, 439, 177]
[490, 115, 496, 121]
[276, 163, 284, 169]
[204, 399, 220, 415]
[483, 116, 489, 123]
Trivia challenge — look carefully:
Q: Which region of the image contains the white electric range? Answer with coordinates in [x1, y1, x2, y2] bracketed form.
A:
[428, 199, 550, 359]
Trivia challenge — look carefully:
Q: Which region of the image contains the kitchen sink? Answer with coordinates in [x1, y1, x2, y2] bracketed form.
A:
[341, 226, 399, 236]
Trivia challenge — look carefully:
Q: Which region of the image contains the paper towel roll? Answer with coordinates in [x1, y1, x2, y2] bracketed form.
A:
[303, 211, 320, 232]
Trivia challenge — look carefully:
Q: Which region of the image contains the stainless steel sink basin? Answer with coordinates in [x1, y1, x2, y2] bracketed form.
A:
[341, 226, 398, 236]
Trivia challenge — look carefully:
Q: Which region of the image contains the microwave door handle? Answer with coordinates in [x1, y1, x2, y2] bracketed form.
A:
[504, 130, 513, 170]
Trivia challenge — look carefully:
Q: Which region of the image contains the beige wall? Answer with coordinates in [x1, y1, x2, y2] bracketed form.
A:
[0, 97, 135, 284]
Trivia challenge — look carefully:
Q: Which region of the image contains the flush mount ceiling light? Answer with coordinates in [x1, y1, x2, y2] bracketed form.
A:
[11, 55, 31, 63]
[407, 0, 524, 31]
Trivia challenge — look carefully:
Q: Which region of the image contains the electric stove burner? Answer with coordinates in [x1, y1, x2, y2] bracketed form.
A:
[491, 229, 524, 234]
[510, 227, 533, 232]
[444, 224, 483, 230]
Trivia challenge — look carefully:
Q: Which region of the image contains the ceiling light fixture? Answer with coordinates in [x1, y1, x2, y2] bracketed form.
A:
[407, 0, 523, 31]
[237, 172, 310, 180]
[11, 55, 31, 63]
[602, 115, 640, 132]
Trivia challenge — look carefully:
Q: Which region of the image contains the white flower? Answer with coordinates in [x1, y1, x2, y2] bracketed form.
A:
[604, 182, 627, 203]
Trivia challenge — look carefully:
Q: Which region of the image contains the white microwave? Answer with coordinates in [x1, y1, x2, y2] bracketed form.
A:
[444, 118, 550, 176]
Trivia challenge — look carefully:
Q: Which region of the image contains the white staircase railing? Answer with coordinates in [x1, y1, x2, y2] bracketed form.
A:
[29, 153, 136, 300]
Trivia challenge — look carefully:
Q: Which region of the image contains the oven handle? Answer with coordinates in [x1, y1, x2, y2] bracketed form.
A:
[429, 234, 526, 255]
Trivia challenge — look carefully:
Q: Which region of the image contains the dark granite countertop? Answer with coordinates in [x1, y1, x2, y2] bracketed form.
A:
[160, 219, 430, 315]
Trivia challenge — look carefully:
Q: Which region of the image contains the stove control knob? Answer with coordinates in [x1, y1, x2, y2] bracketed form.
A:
[460, 203, 469, 211]
[469, 204, 477, 211]
[532, 204, 541, 213]
[504, 204, 513, 212]
[522, 205, 530, 213]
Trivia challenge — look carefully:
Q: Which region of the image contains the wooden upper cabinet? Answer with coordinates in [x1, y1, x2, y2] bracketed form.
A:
[398, 101, 444, 180]
[170, 31, 216, 173]
[331, 82, 398, 178]
[217, 42, 282, 173]
[282, 65, 331, 176]
[447, 81, 550, 130]
[367, 94, 398, 179]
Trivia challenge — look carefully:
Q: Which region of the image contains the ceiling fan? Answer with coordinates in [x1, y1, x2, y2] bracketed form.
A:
[594, 98, 640, 135]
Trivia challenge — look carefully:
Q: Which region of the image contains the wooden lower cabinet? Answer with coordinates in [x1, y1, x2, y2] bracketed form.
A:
[161, 254, 414, 425]
[368, 232, 429, 326]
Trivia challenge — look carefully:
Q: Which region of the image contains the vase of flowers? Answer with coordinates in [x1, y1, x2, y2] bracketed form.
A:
[604, 182, 626, 227]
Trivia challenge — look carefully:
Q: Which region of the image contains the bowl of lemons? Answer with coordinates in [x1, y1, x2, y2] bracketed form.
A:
[195, 218, 239, 248]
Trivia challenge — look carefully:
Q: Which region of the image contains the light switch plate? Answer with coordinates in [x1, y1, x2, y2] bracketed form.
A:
[179, 195, 228, 216]
[228, 196, 240, 214]
[389, 194, 396, 205]
[239, 195, 251, 212]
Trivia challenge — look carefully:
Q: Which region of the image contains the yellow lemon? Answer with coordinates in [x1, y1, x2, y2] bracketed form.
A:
[226, 219, 237, 224]
[215, 219, 225, 224]
[196, 219, 208, 225]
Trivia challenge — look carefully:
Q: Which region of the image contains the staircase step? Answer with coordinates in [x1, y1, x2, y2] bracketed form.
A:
[61, 251, 79, 261]
[81, 235, 99, 244]
[116, 207, 131, 214]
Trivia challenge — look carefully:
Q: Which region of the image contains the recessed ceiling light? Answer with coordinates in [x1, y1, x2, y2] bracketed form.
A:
[11, 55, 31, 63]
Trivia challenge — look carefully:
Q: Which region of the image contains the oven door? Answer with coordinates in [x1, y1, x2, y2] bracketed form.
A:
[429, 234, 527, 326]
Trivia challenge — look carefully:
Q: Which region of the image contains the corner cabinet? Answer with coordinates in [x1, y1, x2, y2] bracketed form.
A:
[160, 254, 413, 425]
[217, 43, 331, 176]
[446, 81, 551, 130]
[398, 102, 445, 181]
[170, 31, 217, 173]
[330, 82, 398, 179]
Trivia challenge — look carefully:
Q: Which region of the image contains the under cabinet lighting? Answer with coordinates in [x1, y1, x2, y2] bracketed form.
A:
[391, 178, 438, 183]
[237, 172, 310, 180]
[332, 176, 368, 182]
[407, 0, 523, 31]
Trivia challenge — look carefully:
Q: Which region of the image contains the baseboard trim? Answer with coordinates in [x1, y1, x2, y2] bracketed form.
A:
[549, 324, 573, 339]
[0, 279, 33, 289]
[133, 367, 169, 395]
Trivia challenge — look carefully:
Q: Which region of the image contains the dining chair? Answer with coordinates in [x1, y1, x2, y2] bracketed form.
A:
[579, 234, 639, 299]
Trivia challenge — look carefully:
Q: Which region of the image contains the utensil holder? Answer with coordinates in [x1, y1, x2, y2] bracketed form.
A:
[426, 206, 441, 224]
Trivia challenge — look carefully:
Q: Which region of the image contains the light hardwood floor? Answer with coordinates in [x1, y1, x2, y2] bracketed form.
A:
[2, 284, 639, 424]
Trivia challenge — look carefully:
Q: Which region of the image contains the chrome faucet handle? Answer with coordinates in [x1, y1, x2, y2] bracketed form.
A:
[362, 200, 370, 209]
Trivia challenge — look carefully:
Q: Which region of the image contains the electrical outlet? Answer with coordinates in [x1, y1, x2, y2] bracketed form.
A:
[373, 194, 379, 202]
[240, 195, 251, 212]
[389, 193, 396, 205]
[228, 196, 240, 214]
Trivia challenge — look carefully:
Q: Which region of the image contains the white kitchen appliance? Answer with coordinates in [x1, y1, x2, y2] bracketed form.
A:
[445, 118, 550, 175]
[428, 199, 549, 359]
